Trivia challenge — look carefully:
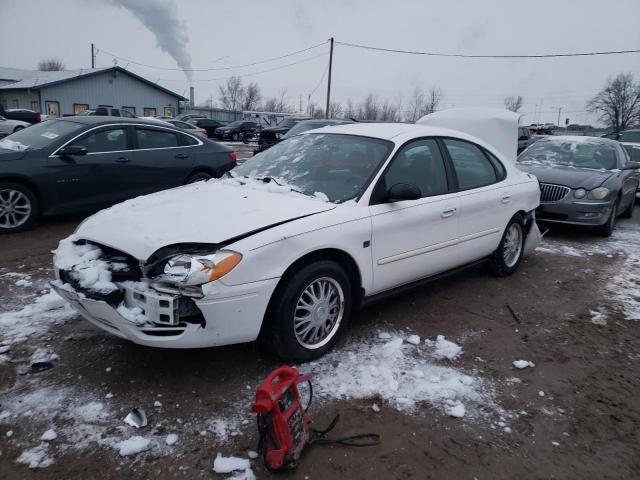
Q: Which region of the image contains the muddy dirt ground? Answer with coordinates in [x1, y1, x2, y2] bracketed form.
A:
[1, 211, 639, 479]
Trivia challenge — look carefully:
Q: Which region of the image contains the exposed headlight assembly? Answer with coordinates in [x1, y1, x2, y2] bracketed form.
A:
[574, 188, 587, 199]
[587, 187, 610, 200]
[161, 250, 242, 286]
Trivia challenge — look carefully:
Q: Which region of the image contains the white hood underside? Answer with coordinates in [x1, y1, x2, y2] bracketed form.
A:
[417, 107, 520, 162]
[75, 180, 335, 260]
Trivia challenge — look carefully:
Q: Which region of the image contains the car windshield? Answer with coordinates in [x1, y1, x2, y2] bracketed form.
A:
[518, 139, 619, 170]
[0, 120, 83, 152]
[225, 121, 243, 128]
[277, 118, 301, 129]
[231, 133, 392, 203]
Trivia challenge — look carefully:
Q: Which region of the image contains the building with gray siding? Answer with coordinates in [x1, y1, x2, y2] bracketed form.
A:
[0, 66, 187, 118]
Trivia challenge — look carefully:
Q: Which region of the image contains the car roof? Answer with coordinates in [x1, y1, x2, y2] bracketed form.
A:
[306, 122, 475, 141]
[55, 116, 174, 127]
[535, 135, 619, 145]
[297, 119, 354, 126]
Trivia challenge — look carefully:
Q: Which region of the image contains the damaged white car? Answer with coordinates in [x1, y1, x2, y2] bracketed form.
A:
[52, 109, 540, 361]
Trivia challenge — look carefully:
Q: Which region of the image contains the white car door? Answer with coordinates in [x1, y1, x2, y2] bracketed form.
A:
[369, 138, 460, 294]
[442, 138, 512, 265]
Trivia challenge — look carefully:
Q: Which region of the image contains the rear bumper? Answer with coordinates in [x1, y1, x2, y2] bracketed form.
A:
[51, 276, 279, 349]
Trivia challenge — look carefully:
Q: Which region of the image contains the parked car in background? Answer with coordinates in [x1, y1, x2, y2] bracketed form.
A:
[0, 115, 29, 137]
[517, 136, 639, 236]
[255, 116, 310, 153]
[0, 116, 237, 232]
[0, 106, 41, 124]
[517, 126, 546, 154]
[165, 119, 208, 138]
[214, 120, 257, 141]
[189, 118, 225, 138]
[175, 113, 207, 122]
[252, 118, 355, 154]
[50, 117, 540, 361]
[76, 107, 137, 118]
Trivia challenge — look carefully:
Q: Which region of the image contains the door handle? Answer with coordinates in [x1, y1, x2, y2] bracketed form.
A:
[501, 194, 511, 204]
[441, 208, 457, 218]
[116, 157, 130, 163]
[175, 153, 188, 159]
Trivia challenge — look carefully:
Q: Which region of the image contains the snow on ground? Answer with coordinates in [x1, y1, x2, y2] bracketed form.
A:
[308, 331, 504, 422]
[0, 289, 76, 345]
[536, 222, 640, 322]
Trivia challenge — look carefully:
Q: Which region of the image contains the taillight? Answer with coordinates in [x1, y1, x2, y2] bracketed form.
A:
[228, 151, 237, 163]
[36, 114, 41, 122]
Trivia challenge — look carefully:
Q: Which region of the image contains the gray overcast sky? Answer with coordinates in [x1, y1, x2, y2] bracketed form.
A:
[1, 0, 639, 125]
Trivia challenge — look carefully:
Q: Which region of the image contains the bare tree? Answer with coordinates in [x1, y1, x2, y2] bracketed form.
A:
[504, 95, 524, 112]
[361, 93, 380, 120]
[218, 76, 244, 111]
[344, 99, 356, 119]
[425, 87, 443, 115]
[38, 58, 65, 71]
[328, 101, 343, 118]
[312, 107, 325, 119]
[379, 99, 399, 121]
[241, 82, 261, 111]
[587, 73, 640, 131]
[405, 86, 426, 123]
[262, 88, 291, 113]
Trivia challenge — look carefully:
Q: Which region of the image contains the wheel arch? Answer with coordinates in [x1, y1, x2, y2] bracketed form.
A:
[0, 176, 43, 213]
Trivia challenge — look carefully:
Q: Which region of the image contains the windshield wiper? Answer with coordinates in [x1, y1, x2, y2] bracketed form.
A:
[253, 176, 306, 195]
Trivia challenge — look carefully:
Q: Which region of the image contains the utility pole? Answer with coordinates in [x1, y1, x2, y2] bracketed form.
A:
[91, 43, 96, 69]
[325, 37, 334, 119]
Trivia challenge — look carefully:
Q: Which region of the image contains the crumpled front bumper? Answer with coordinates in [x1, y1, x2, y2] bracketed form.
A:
[51, 276, 279, 349]
[536, 198, 614, 226]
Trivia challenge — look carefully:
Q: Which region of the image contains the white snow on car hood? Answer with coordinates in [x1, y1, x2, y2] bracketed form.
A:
[74, 180, 336, 260]
[417, 107, 520, 162]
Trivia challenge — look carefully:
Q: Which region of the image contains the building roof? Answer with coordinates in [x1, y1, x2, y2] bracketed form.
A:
[0, 66, 187, 101]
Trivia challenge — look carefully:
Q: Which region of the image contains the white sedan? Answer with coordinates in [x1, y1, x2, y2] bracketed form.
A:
[52, 110, 540, 361]
[0, 115, 29, 137]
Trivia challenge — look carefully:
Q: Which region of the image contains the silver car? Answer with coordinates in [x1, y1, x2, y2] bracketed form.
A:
[517, 136, 640, 236]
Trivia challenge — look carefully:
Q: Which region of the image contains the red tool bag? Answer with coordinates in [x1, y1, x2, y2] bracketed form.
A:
[252, 365, 380, 472]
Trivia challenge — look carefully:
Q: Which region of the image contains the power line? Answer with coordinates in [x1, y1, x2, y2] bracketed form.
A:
[95, 41, 328, 72]
[308, 59, 330, 100]
[335, 40, 640, 58]
[156, 52, 328, 83]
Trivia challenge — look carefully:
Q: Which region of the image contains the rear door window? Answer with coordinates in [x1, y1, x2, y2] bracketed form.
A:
[444, 138, 498, 190]
[136, 128, 179, 149]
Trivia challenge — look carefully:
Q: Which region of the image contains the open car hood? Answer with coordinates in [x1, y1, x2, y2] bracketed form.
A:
[417, 108, 520, 162]
[75, 180, 336, 260]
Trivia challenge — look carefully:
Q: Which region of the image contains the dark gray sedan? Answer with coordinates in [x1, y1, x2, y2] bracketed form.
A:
[517, 136, 640, 236]
[0, 116, 236, 232]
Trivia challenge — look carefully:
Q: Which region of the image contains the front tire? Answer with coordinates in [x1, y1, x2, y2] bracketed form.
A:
[620, 197, 634, 219]
[595, 202, 618, 237]
[0, 182, 38, 233]
[262, 260, 352, 362]
[489, 214, 525, 277]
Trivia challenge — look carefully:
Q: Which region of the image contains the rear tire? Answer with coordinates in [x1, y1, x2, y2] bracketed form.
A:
[0, 182, 38, 233]
[489, 214, 525, 277]
[186, 171, 212, 184]
[595, 202, 617, 237]
[261, 260, 352, 362]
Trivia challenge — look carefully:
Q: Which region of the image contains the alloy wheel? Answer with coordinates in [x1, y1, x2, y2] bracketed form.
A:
[503, 223, 523, 268]
[293, 276, 344, 349]
[0, 189, 32, 229]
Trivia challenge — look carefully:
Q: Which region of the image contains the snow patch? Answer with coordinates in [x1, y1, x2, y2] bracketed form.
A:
[41, 429, 57, 441]
[165, 433, 178, 446]
[116, 436, 151, 456]
[427, 335, 462, 359]
[53, 237, 119, 294]
[309, 331, 499, 419]
[590, 310, 607, 325]
[16, 443, 54, 468]
[513, 360, 535, 369]
[213, 453, 252, 476]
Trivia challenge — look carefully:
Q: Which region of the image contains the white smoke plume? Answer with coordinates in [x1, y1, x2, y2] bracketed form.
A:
[110, 0, 193, 83]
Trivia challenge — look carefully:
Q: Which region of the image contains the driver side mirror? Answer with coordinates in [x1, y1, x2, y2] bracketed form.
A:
[58, 145, 88, 157]
[622, 161, 640, 170]
[387, 183, 422, 202]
